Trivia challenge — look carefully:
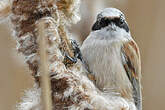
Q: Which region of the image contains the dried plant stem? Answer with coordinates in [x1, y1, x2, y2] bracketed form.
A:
[58, 25, 74, 58]
[0, 0, 11, 18]
[38, 22, 52, 110]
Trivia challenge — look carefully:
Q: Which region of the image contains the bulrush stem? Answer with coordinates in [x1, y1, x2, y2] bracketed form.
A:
[38, 21, 52, 110]
[58, 25, 75, 58]
[0, 0, 11, 18]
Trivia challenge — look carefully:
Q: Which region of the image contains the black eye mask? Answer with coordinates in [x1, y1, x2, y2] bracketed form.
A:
[92, 17, 129, 32]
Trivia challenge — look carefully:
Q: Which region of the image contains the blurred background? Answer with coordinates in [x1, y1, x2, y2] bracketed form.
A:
[0, 0, 165, 110]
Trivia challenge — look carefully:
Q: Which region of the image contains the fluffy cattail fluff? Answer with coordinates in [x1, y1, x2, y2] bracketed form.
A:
[0, 0, 11, 21]
[0, 0, 136, 110]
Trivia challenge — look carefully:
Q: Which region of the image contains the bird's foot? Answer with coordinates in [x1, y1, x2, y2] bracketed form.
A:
[63, 39, 82, 66]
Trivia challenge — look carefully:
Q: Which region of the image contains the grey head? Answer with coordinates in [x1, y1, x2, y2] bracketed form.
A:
[92, 8, 130, 33]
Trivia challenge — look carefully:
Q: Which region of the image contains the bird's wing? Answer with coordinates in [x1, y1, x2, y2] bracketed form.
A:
[121, 39, 142, 110]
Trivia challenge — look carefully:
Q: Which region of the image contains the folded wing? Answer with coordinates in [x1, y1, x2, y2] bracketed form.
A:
[121, 40, 142, 110]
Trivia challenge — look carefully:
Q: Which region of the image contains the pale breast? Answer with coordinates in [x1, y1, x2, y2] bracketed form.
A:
[81, 37, 132, 97]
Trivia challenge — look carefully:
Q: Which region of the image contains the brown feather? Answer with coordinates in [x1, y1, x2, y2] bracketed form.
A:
[121, 39, 142, 110]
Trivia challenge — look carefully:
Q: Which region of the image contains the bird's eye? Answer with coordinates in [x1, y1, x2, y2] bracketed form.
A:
[100, 18, 110, 26]
[119, 18, 125, 26]
[92, 18, 110, 31]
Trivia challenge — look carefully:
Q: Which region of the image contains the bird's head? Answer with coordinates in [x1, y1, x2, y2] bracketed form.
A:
[92, 8, 130, 34]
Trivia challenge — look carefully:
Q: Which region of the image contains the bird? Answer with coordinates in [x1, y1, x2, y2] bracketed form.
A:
[80, 8, 142, 110]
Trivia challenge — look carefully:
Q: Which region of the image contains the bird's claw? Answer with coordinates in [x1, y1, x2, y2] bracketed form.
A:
[63, 39, 83, 66]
